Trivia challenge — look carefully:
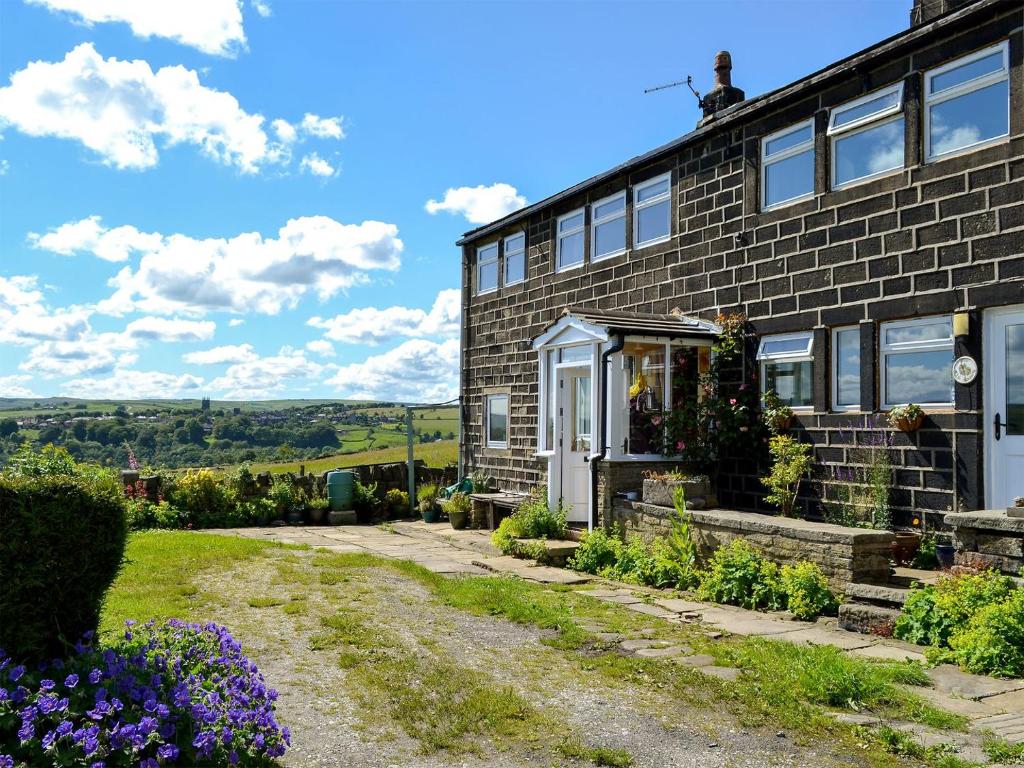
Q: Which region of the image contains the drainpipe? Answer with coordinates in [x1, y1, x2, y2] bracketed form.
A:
[590, 333, 625, 529]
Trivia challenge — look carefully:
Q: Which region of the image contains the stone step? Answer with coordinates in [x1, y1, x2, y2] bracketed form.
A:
[838, 602, 902, 636]
[845, 581, 911, 607]
[513, 537, 579, 566]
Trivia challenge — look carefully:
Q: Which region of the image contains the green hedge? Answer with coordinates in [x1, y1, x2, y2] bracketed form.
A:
[0, 473, 127, 661]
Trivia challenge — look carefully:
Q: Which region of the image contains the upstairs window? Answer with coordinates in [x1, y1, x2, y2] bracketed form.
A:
[761, 120, 815, 210]
[880, 316, 954, 408]
[477, 242, 499, 294]
[925, 42, 1009, 161]
[632, 173, 671, 247]
[591, 192, 626, 260]
[486, 394, 509, 449]
[504, 233, 526, 286]
[828, 83, 905, 189]
[556, 209, 585, 272]
[757, 332, 814, 409]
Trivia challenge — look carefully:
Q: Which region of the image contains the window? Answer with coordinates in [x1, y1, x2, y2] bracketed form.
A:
[828, 83, 905, 189]
[504, 233, 526, 286]
[477, 242, 498, 294]
[632, 173, 671, 247]
[622, 341, 666, 454]
[556, 209, 585, 272]
[761, 119, 815, 210]
[486, 394, 509, 449]
[832, 326, 861, 410]
[757, 332, 814, 408]
[880, 316, 953, 408]
[591, 192, 626, 260]
[925, 42, 1009, 161]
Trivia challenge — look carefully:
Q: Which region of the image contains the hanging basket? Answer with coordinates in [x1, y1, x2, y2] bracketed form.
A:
[892, 414, 924, 433]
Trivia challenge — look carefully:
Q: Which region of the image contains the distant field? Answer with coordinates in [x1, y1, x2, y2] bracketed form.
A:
[242, 439, 458, 475]
[0, 397, 384, 418]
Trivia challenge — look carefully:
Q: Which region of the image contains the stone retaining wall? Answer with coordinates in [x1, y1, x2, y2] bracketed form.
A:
[610, 500, 895, 589]
[944, 510, 1024, 574]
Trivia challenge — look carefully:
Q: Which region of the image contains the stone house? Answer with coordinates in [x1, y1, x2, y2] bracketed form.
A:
[456, 0, 1024, 531]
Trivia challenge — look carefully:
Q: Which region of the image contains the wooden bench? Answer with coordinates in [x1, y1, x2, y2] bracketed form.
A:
[469, 492, 525, 530]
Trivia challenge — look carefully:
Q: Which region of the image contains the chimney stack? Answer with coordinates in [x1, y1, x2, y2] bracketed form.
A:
[909, 0, 976, 26]
[700, 51, 745, 123]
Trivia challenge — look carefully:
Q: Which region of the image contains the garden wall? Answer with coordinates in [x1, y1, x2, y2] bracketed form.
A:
[944, 509, 1024, 574]
[609, 500, 894, 589]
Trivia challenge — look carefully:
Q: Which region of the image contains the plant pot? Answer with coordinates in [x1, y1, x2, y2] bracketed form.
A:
[448, 509, 469, 530]
[307, 506, 327, 525]
[936, 543, 956, 569]
[422, 506, 441, 524]
[892, 414, 923, 433]
[772, 414, 793, 432]
[891, 530, 922, 566]
[286, 510, 304, 525]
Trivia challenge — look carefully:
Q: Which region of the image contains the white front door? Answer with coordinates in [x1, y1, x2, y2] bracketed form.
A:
[986, 306, 1024, 508]
[558, 366, 591, 523]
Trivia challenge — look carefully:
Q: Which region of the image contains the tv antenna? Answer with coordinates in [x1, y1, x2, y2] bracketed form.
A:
[644, 74, 704, 110]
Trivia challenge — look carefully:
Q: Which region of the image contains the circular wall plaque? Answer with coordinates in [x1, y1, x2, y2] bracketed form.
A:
[952, 355, 978, 385]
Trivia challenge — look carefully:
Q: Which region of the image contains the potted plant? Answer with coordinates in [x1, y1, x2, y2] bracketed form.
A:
[417, 483, 441, 523]
[888, 403, 924, 432]
[935, 532, 956, 569]
[640, 469, 710, 508]
[385, 488, 410, 517]
[441, 492, 472, 530]
[762, 389, 793, 433]
[307, 495, 330, 525]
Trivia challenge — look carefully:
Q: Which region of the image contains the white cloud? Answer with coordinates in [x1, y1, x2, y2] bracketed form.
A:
[0, 275, 91, 345]
[300, 113, 344, 140]
[271, 118, 296, 144]
[326, 338, 458, 403]
[228, 318, 246, 327]
[0, 374, 40, 398]
[183, 343, 258, 365]
[61, 368, 205, 399]
[208, 346, 324, 399]
[124, 316, 215, 342]
[425, 183, 527, 225]
[305, 339, 335, 357]
[0, 159, 8, 175]
[0, 43, 289, 172]
[300, 152, 336, 177]
[251, 0, 272, 18]
[308, 288, 460, 346]
[31, 215, 403, 316]
[29, 215, 162, 262]
[26, 0, 247, 57]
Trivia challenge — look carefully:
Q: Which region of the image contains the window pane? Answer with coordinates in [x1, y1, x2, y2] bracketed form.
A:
[1006, 324, 1024, 435]
[559, 212, 584, 232]
[478, 244, 498, 263]
[558, 230, 584, 268]
[479, 260, 498, 291]
[559, 345, 591, 363]
[761, 335, 811, 357]
[929, 80, 1008, 157]
[505, 233, 525, 253]
[574, 376, 591, 452]
[544, 350, 554, 450]
[931, 50, 1004, 94]
[636, 198, 670, 243]
[764, 149, 814, 207]
[635, 178, 669, 202]
[885, 351, 951, 404]
[835, 329, 860, 408]
[833, 90, 901, 129]
[594, 196, 625, 219]
[764, 361, 813, 408]
[505, 252, 524, 284]
[623, 342, 665, 454]
[594, 217, 626, 258]
[765, 124, 813, 156]
[488, 397, 507, 444]
[884, 319, 952, 345]
[834, 118, 904, 186]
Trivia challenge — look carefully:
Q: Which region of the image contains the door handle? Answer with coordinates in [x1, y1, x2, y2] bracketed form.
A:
[995, 411, 1010, 441]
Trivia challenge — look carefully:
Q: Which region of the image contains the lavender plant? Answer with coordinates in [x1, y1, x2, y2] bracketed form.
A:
[0, 620, 289, 767]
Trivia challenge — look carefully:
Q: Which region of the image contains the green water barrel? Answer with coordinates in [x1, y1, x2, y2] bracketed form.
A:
[326, 471, 354, 511]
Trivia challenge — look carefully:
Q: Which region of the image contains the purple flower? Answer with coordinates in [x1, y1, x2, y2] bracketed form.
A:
[39, 678, 55, 691]
[0, 756, 13, 768]
[157, 743, 179, 760]
[65, 673, 79, 689]
[8, 665, 25, 682]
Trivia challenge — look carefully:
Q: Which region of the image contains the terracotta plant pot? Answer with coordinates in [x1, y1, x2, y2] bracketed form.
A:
[893, 414, 924, 433]
[892, 531, 922, 566]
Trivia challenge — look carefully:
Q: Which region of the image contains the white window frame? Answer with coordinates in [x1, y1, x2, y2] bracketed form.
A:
[632, 172, 672, 248]
[485, 394, 509, 449]
[757, 331, 815, 411]
[760, 119, 815, 211]
[879, 316, 954, 409]
[555, 208, 586, 273]
[827, 83, 905, 190]
[476, 241, 499, 295]
[831, 326, 861, 412]
[924, 41, 1010, 163]
[503, 232, 526, 286]
[591, 191, 627, 261]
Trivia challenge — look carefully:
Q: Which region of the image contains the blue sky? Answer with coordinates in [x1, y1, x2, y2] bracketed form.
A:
[0, 0, 908, 402]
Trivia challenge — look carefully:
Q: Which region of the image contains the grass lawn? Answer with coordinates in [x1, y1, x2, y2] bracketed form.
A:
[100, 531, 992, 768]
[241, 439, 457, 475]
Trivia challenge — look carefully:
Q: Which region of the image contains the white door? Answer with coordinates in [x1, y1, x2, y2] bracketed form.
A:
[986, 306, 1024, 508]
[558, 367, 591, 523]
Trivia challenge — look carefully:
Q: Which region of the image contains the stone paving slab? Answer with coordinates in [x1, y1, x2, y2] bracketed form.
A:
[779, 627, 877, 651]
[635, 645, 691, 659]
[624, 602, 679, 619]
[594, 593, 644, 605]
[849, 643, 927, 664]
[619, 639, 670, 651]
[981, 689, 1024, 714]
[654, 597, 707, 613]
[672, 654, 717, 668]
[973, 713, 1024, 744]
[696, 665, 742, 682]
[696, 608, 806, 637]
[895, 684, 1005, 718]
[928, 665, 1024, 701]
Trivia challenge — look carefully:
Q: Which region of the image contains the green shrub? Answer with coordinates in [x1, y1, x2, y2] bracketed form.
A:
[167, 468, 236, 526]
[780, 561, 838, 620]
[492, 489, 569, 559]
[894, 570, 1014, 648]
[647, 486, 702, 589]
[761, 435, 812, 517]
[568, 527, 623, 574]
[0, 470, 127, 661]
[353, 480, 381, 521]
[697, 539, 786, 611]
[439, 491, 471, 516]
[604, 536, 659, 585]
[943, 588, 1024, 678]
[385, 488, 410, 510]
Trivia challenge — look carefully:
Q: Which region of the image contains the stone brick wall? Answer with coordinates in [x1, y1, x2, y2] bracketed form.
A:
[611, 500, 895, 589]
[460, 3, 1024, 524]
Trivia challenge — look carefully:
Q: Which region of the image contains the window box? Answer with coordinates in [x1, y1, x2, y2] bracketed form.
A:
[632, 173, 671, 247]
[879, 316, 954, 409]
[757, 332, 814, 409]
[761, 120, 815, 210]
[828, 83, 904, 189]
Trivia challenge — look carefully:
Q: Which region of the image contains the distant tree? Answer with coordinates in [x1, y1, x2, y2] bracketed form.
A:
[0, 419, 18, 438]
[114, 405, 128, 418]
[38, 426, 62, 444]
[70, 421, 87, 440]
